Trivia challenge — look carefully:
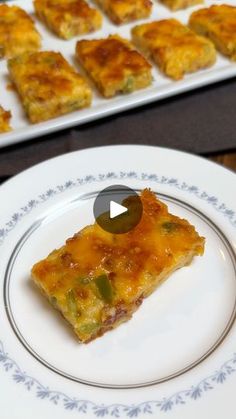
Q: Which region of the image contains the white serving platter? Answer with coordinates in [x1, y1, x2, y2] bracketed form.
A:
[0, 0, 235, 148]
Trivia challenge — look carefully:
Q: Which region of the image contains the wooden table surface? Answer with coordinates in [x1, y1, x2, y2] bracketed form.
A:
[207, 151, 236, 172]
[208, 151, 236, 172]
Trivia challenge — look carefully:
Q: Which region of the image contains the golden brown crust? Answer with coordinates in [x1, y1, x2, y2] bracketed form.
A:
[76, 35, 152, 97]
[94, 0, 152, 24]
[189, 5, 236, 60]
[0, 106, 11, 133]
[8, 51, 92, 123]
[132, 19, 216, 80]
[34, 0, 102, 39]
[31, 189, 205, 343]
[160, 0, 203, 11]
[0, 4, 41, 59]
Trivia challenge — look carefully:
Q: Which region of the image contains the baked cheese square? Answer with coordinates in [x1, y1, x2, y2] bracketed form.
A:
[0, 106, 11, 133]
[0, 4, 41, 59]
[31, 189, 205, 343]
[160, 0, 202, 11]
[132, 19, 216, 80]
[94, 0, 152, 24]
[8, 51, 92, 123]
[34, 0, 102, 40]
[76, 35, 152, 98]
[189, 5, 236, 61]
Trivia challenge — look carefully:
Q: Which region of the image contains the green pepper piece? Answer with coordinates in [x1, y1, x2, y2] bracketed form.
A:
[66, 289, 78, 317]
[44, 56, 56, 65]
[123, 75, 134, 93]
[95, 274, 113, 304]
[79, 322, 100, 335]
[161, 222, 179, 233]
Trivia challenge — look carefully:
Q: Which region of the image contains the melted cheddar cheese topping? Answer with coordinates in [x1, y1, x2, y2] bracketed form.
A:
[32, 189, 205, 342]
[76, 35, 152, 97]
[132, 19, 216, 80]
[0, 4, 41, 59]
[8, 51, 92, 123]
[95, 0, 152, 24]
[160, 0, 202, 12]
[34, 0, 102, 39]
[189, 5, 236, 60]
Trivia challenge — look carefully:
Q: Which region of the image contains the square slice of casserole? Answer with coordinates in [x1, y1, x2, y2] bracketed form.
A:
[7, 51, 92, 124]
[0, 4, 41, 59]
[189, 5, 236, 61]
[31, 189, 205, 343]
[132, 19, 216, 80]
[76, 35, 152, 97]
[0, 106, 11, 133]
[160, 0, 202, 11]
[34, 0, 102, 40]
[94, 0, 152, 24]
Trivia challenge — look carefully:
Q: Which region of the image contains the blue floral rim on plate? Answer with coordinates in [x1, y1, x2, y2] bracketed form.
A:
[1, 171, 236, 417]
[1, 340, 236, 416]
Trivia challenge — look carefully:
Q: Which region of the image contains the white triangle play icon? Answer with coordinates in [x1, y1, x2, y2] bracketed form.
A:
[110, 201, 128, 219]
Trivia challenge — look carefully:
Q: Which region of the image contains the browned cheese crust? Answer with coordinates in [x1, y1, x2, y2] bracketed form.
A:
[34, 0, 102, 40]
[31, 189, 205, 343]
[0, 4, 41, 59]
[94, 0, 152, 24]
[132, 19, 216, 80]
[189, 4, 236, 60]
[8, 51, 92, 123]
[76, 34, 152, 97]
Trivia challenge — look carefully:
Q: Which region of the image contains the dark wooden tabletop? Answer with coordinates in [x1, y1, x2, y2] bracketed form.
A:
[208, 151, 236, 172]
[0, 76, 235, 183]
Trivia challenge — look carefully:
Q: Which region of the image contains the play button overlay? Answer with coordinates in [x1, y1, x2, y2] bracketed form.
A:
[93, 185, 143, 234]
[110, 201, 128, 219]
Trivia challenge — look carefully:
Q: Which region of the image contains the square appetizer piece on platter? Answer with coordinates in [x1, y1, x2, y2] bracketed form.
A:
[189, 4, 236, 61]
[0, 105, 11, 133]
[8, 51, 92, 123]
[160, 0, 203, 11]
[132, 19, 216, 80]
[94, 0, 152, 24]
[34, 0, 102, 40]
[76, 34, 152, 98]
[31, 189, 205, 344]
[0, 4, 41, 59]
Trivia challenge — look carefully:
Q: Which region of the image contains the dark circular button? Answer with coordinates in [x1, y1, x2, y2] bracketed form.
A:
[93, 185, 143, 234]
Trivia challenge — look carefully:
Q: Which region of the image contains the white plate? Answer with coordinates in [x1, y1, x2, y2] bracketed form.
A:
[0, 0, 236, 148]
[0, 145, 236, 419]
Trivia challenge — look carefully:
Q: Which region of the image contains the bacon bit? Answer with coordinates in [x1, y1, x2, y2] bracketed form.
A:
[60, 252, 77, 268]
[103, 256, 113, 269]
[102, 303, 128, 326]
[7, 82, 15, 91]
[109, 272, 116, 281]
[135, 294, 144, 307]
[66, 232, 82, 244]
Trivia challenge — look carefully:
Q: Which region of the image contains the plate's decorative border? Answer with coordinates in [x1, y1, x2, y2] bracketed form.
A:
[1, 339, 236, 416]
[1, 171, 236, 417]
[0, 171, 235, 246]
